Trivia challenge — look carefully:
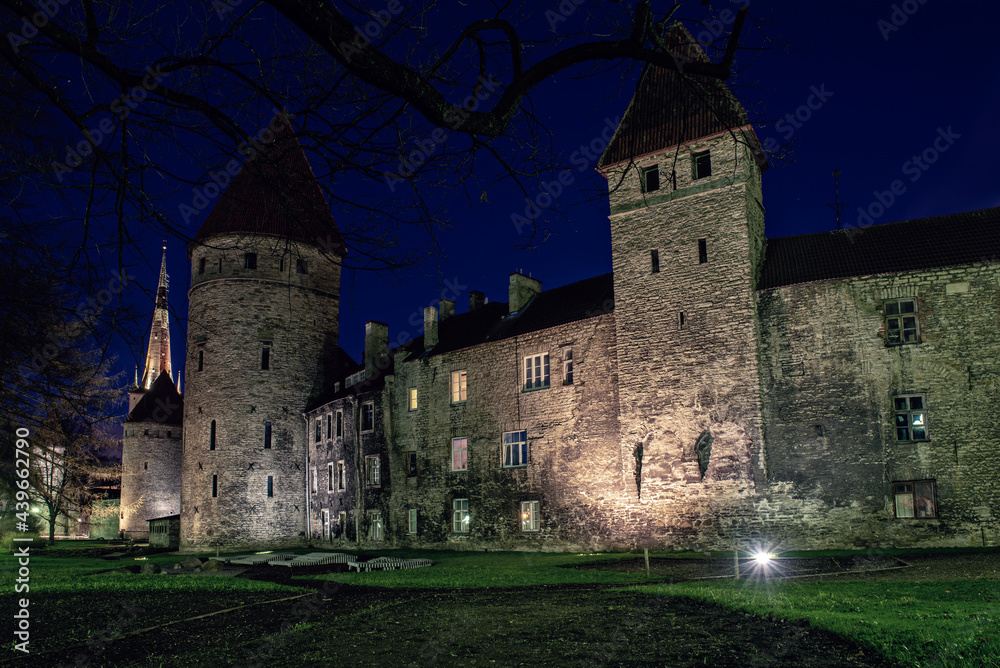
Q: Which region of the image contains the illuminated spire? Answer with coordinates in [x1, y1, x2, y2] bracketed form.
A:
[140, 243, 172, 390]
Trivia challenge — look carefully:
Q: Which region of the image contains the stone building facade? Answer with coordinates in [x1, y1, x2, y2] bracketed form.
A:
[125, 27, 998, 553]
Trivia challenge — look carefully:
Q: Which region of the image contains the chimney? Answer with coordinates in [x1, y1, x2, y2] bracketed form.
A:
[423, 306, 438, 349]
[439, 299, 455, 321]
[509, 272, 542, 314]
[469, 291, 486, 312]
[364, 321, 390, 377]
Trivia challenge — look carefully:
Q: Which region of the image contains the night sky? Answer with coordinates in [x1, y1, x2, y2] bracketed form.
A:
[122, 1, 1000, 396]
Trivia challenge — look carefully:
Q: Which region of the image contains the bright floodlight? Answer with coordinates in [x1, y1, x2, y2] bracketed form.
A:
[753, 551, 772, 565]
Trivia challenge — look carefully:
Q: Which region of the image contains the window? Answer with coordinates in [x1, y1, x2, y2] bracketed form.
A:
[524, 353, 550, 390]
[322, 510, 330, 539]
[368, 510, 383, 541]
[693, 150, 711, 179]
[244, 252, 257, 269]
[198, 257, 206, 274]
[336, 461, 346, 491]
[361, 401, 374, 432]
[451, 370, 467, 403]
[894, 394, 928, 441]
[894, 480, 937, 519]
[885, 299, 919, 345]
[209, 420, 216, 450]
[563, 348, 574, 384]
[650, 249, 660, 273]
[296, 258, 308, 274]
[266, 476, 273, 498]
[641, 165, 659, 193]
[263, 421, 272, 449]
[366, 456, 380, 486]
[197, 350, 204, 371]
[336, 410, 343, 437]
[337, 511, 346, 534]
[408, 387, 418, 411]
[218, 257, 223, 273]
[326, 413, 332, 439]
[503, 430, 528, 468]
[679, 312, 686, 330]
[211, 475, 218, 498]
[521, 500, 540, 532]
[698, 238, 708, 264]
[311, 467, 318, 493]
[406, 452, 418, 477]
[315, 418, 322, 442]
[452, 437, 468, 471]
[452, 499, 469, 533]
[261, 342, 271, 370]
[328, 463, 334, 492]
[408, 508, 418, 535]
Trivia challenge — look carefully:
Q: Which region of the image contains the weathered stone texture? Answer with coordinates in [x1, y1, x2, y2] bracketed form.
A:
[120, 425, 182, 538]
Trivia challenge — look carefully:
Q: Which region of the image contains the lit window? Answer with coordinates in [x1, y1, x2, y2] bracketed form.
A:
[361, 402, 374, 432]
[894, 395, 928, 441]
[503, 430, 528, 468]
[336, 461, 346, 491]
[885, 299, 919, 345]
[452, 498, 469, 533]
[328, 463, 334, 492]
[406, 452, 418, 477]
[261, 342, 271, 370]
[266, 475, 273, 498]
[263, 421, 271, 449]
[408, 387, 418, 411]
[641, 165, 659, 193]
[693, 150, 711, 179]
[451, 370, 467, 403]
[244, 252, 257, 270]
[452, 437, 468, 471]
[520, 500, 540, 532]
[408, 508, 418, 535]
[368, 510, 383, 541]
[894, 480, 937, 519]
[524, 353, 550, 390]
[366, 456, 380, 486]
[563, 348, 574, 384]
[209, 420, 216, 450]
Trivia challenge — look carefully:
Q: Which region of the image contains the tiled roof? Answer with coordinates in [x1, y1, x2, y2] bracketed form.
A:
[598, 24, 751, 169]
[191, 113, 344, 253]
[405, 273, 615, 361]
[125, 371, 183, 425]
[759, 207, 1000, 289]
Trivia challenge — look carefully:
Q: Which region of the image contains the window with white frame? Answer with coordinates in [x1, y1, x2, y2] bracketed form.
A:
[368, 510, 383, 540]
[452, 498, 469, 533]
[408, 387, 418, 411]
[520, 500, 540, 532]
[327, 463, 334, 492]
[315, 418, 321, 442]
[451, 438, 468, 471]
[451, 370, 467, 403]
[322, 509, 330, 539]
[563, 347, 574, 384]
[311, 467, 318, 493]
[524, 353, 550, 390]
[503, 430, 528, 468]
[885, 298, 919, 345]
[336, 461, 346, 491]
[408, 508, 418, 534]
[361, 401, 374, 432]
[894, 480, 937, 519]
[894, 394, 928, 441]
[366, 455, 380, 486]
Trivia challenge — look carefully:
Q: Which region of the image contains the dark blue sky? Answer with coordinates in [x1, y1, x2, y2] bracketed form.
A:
[131, 0, 1000, 389]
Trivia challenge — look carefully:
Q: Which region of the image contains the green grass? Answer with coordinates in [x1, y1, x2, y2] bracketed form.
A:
[633, 579, 1000, 667]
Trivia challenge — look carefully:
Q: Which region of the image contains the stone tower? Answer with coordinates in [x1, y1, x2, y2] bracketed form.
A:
[599, 26, 767, 524]
[180, 113, 344, 551]
[121, 247, 183, 538]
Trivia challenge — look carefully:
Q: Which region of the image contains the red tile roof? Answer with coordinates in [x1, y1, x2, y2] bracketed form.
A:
[598, 24, 752, 169]
[191, 113, 344, 253]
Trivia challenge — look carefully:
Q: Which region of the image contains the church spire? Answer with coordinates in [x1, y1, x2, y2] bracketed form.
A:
[140, 243, 172, 390]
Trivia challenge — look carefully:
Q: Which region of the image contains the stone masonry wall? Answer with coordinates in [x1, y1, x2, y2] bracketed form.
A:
[120, 424, 182, 538]
[180, 234, 340, 551]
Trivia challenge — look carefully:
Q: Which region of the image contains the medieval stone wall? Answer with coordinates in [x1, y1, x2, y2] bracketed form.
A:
[120, 425, 182, 538]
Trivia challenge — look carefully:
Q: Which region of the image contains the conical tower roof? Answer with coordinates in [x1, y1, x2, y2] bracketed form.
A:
[190, 112, 345, 254]
[139, 245, 172, 390]
[598, 23, 754, 169]
[126, 370, 183, 425]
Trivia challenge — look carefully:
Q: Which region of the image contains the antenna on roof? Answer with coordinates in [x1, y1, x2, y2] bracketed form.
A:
[828, 169, 848, 230]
